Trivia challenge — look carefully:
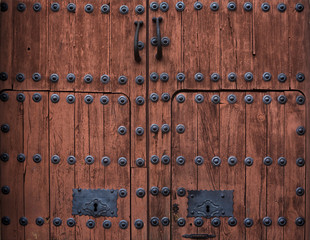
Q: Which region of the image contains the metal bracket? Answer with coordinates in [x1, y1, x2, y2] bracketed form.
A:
[72, 189, 118, 217]
[187, 190, 233, 218]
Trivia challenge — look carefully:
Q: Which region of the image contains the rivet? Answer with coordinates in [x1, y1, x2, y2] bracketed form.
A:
[176, 124, 185, 134]
[33, 3, 41, 12]
[134, 219, 144, 229]
[244, 218, 253, 227]
[32, 72, 41, 82]
[101, 4, 110, 14]
[150, 72, 159, 82]
[296, 126, 306, 135]
[135, 75, 144, 85]
[50, 94, 60, 103]
[118, 157, 127, 166]
[101, 156, 111, 166]
[277, 95, 287, 104]
[211, 217, 221, 227]
[195, 73, 204, 82]
[136, 158, 145, 167]
[53, 217, 62, 227]
[263, 156, 272, 166]
[296, 95, 305, 105]
[177, 187, 186, 197]
[296, 158, 305, 167]
[243, 2, 252, 11]
[119, 188, 127, 198]
[195, 94, 204, 103]
[0, 92, 9, 102]
[118, 75, 128, 85]
[150, 155, 160, 165]
[161, 155, 170, 165]
[262, 72, 272, 81]
[277, 3, 286, 12]
[228, 217, 237, 227]
[244, 72, 253, 81]
[228, 72, 237, 81]
[84, 74, 93, 84]
[66, 94, 75, 104]
[262, 95, 272, 104]
[84, 95, 93, 104]
[17, 3, 26, 12]
[244, 95, 254, 104]
[277, 217, 287, 226]
[296, 73, 305, 82]
[176, 156, 185, 165]
[228, 156, 237, 166]
[67, 3, 76, 13]
[50, 73, 59, 83]
[194, 1, 203, 10]
[161, 217, 170, 226]
[161, 93, 170, 102]
[212, 156, 221, 166]
[136, 188, 145, 198]
[119, 5, 129, 14]
[51, 3, 60, 12]
[211, 95, 220, 104]
[1, 2, 8, 12]
[19, 217, 28, 226]
[244, 157, 253, 166]
[161, 187, 170, 196]
[161, 124, 170, 133]
[100, 95, 109, 105]
[103, 220, 111, 229]
[177, 218, 186, 227]
[278, 73, 287, 82]
[296, 187, 305, 196]
[16, 73, 25, 82]
[150, 124, 159, 133]
[1, 185, 10, 194]
[176, 72, 185, 82]
[160, 2, 169, 12]
[175, 1, 185, 12]
[135, 5, 145, 14]
[195, 156, 204, 165]
[150, 93, 159, 102]
[86, 219, 95, 229]
[210, 2, 219, 11]
[150, 2, 159, 11]
[295, 3, 304, 12]
[84, 155, 94, 165]
[277, 157, 287, 166]
[135, 127, 144, 136]
[66, 73, 75, 82]
[263, 217, 272, 227]
[0, 72, 8, 81]
[227, 94, 237, 104]
[32, 93, 42, 102]
[119, 220, 128, 229]
[51, 155, 60, 164]
[194, 217, 204, 227]
[67, 218, 76, 227]
[295, 217, 305, 226]
[176, 94, 185, 103]
[67, 156, 76, 165]
[160, 73, 169, 82]
[135, 96, 144, 105]
[150, 217, 159, 226]
[17, 153, 25, 163]
[33, 154, 42, 163]
[118, 96, 128, 105]
[0, 153, 9, 162]
[150, 186, 159, 196]
[261, 3, 270, 12]
[2, 216, 10, 225]
[36, 217, 44, 226]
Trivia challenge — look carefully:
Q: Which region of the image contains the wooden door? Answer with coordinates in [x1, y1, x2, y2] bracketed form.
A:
[0, 1, 309, 240]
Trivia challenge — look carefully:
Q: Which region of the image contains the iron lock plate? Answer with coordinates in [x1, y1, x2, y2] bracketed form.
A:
[187, 190, 233, 218]
[72, 189, 118, 217]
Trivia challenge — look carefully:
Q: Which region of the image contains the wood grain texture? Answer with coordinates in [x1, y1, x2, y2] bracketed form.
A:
[49, 92, 75, 239]
[284, 91, 305, 240]
[0, 91, 24, 240]
[266, 91, 284, 240]
[24, 92, 49, 239]
[197, 92, 220, 237]
[219, 92, 245, 239]
[48, 0, 76, 91]
[0, 1, 13, 90]
[12, 0, 48, 90]
[245, 92, 266, 239]
[172, 92, 197, 239]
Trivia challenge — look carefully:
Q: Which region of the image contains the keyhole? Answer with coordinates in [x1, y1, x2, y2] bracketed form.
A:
[94, 203, 98, 212]
[206, 205, 210, 213]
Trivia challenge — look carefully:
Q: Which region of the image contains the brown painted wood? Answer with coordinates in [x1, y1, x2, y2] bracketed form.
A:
[49, 92, 75, 239]
[0, 1, 13, 90]
[0, 91, 24, 239]
[197, 92, 220, 238]
[12, 0, 48, 90]
[245, 92, 267, 239]
[219, 92, 245, 239]
[23, 92, 49, 239]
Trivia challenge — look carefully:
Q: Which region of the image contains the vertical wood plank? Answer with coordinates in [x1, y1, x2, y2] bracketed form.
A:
[74, 0, 110, 92]
[0, 1, 13, 90]
[48, 0, 76, 91]
[24, 92, 49, 239]
[172, 93, 197, 240]
[219, 92, 245, 239]
[0, 91, 24, 239]
[197, 92, 220, 237]
[13, 0, 48, 90]
[49, 92, 75, 239]
[221, 0, 237, 90]
[74, 93, 90, 240]
[284, 91, 305, 240]
[266, 91, 284, 240]
[245, 92, 266, 240]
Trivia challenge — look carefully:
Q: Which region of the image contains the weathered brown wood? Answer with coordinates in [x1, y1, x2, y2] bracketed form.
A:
[49, 92, 75, 239]
[197, 92, 220, 237]
[74, 0, 110, 92]
[245, 92, 267, 239]
[172, 93, 197, 239]
[13, 0, 48, 90]
[24, 92, 49, 239]
[48, 0, 76, 91]
[74, 93, 91, 239]
[219, 92, 245, 239]
[0, 1, 13, 90]
[284, 91, 305, 240]
[0, 91, 24, 239]
[266, 91, 284, 240]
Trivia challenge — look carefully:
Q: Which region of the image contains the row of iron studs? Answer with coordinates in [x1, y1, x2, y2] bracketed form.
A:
[0, 152, 306, 168]
[1, 72, 306, 84]
[0, 216, 305, 228]
[0, 92, 306, 106]
[1, 2, 305, 13]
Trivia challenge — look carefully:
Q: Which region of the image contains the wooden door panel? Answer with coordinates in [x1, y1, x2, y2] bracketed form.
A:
[170, 91, 306, 240]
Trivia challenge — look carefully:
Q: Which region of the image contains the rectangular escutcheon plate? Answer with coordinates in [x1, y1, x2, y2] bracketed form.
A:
[187, 190, 233, 218]
[72, 189, 118, 217]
